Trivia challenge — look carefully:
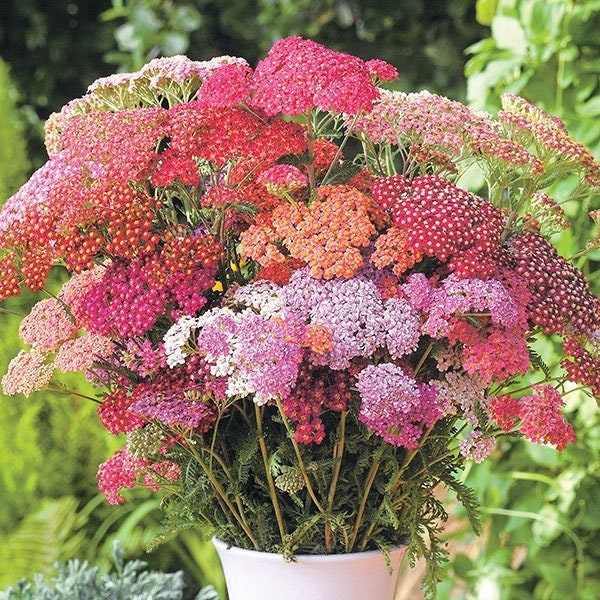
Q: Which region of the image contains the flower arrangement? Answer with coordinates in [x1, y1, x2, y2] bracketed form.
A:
[1, 36, 599, 596]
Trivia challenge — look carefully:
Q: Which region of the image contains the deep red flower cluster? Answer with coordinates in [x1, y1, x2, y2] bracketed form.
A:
[98, 389, 146, 435]
[281, 364, 352, 444]
[372, 174, 504, 278]
[506, 231, 600, 334]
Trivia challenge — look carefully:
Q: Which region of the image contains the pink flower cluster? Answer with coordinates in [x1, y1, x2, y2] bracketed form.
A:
[490, 385, 576, 450]
[252, 36, 386, 116]
[356, 363, 440, 448]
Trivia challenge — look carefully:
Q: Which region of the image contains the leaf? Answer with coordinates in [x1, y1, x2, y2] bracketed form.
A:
[162, 32, 190, 56]
[130, 4, 162, 33]
[576, 96, 600, 117]
[195, 586, 221, 600]
[491, 16, 528, 54]
[171, 6, 203, 31]
[476, 0, 498, 26]
[452, 553, 475, 579]
[532, 505, 563, 545]
[115, 24, 142, 52]
[0, 497, 84, 586]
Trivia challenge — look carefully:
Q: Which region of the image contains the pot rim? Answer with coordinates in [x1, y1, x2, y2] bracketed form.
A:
[211, 537, 407, 563]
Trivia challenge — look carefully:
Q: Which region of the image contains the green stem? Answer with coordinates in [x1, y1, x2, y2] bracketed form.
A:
[275, 398, 329, 539]
[320, 112, 361, 185]
[555, 0, 574, 111]
[413, 341, 435, 377]
[305, 110, 317, 191]
[185, 441, 259, 548]
[482, 506, 584, 593]
[44, 383, 100, 403]
[327, 410, 347, 512]
[351, 455, 382, 551]
[254, 403, 287, 542]
[0, 307, 26, 317]
[360, 426, 439, 545]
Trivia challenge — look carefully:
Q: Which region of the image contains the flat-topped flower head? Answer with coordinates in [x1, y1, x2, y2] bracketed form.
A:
[252, 36, 386, 116]
[351, 90, 544, 178]
[18, 298, 77, 352]
[356, 363, 441, 449]
[490, 385, 576, 450]
[241, 184, 376, 280]
[1, 348, 54, 397]
[500, 93, 600, 187]
[195, 62, 253, 108]
[506, 231, 600, 334]
[373, 174, 505, 278]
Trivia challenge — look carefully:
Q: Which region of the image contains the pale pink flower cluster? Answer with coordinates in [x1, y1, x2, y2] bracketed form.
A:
[356, 363, 440, 449]
[458, 430, 496, 463]
[2, 349, 54, 397]
[18, 298, 77, 352]
[351, 90, 543, 175]
[352, 89, 477, 152]
[54, 334, 115, 378]
[432, 371, 487, 426]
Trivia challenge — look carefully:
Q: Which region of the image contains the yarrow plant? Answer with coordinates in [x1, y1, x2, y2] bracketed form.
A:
[1, 37, 599, 597]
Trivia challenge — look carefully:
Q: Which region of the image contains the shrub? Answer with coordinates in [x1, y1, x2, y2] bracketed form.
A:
[0, 540, 219, 600]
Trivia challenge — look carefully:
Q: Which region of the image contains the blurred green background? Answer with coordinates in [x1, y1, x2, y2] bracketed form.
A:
[0, 1, 599, 598]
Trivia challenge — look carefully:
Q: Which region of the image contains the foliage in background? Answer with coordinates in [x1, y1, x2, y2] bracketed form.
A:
[0, 59, 30, 201]
[0, 540, 219, 600]
[439, 1, 600, 598]
[467, 0, 600, 142]
[0, 0, 116, 168]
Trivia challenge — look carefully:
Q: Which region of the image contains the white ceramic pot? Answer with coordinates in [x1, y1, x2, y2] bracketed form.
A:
[212, 538, 408, 600]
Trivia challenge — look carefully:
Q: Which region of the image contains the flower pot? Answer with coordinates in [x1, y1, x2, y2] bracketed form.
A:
[212, 538, 408, 600]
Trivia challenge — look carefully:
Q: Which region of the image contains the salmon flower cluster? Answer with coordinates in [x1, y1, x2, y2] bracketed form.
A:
[1, 36, 599, 592]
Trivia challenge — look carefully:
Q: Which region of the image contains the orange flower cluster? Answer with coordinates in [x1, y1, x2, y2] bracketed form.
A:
[240, 185, 376, 279]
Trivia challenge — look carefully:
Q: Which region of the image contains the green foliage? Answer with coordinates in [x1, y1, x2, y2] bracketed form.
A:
[0, 540, 217, 600]
[0, 287, 113, 533]
[0, 59, 29, 201]
[468, 0, 600, 138]
[156, 401, 479, 598]
[0, 0, 118, 167]
[0, 498, 85, 585]
[101, 0, 203, 71]
[444, 396, 600, 599]
[441, 1, 600, 597]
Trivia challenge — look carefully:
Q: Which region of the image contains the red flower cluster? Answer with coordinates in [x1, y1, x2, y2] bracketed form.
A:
[506, 231, 600, 334]
[490, 385, 576, 450]
[372, 174, 504, 278]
